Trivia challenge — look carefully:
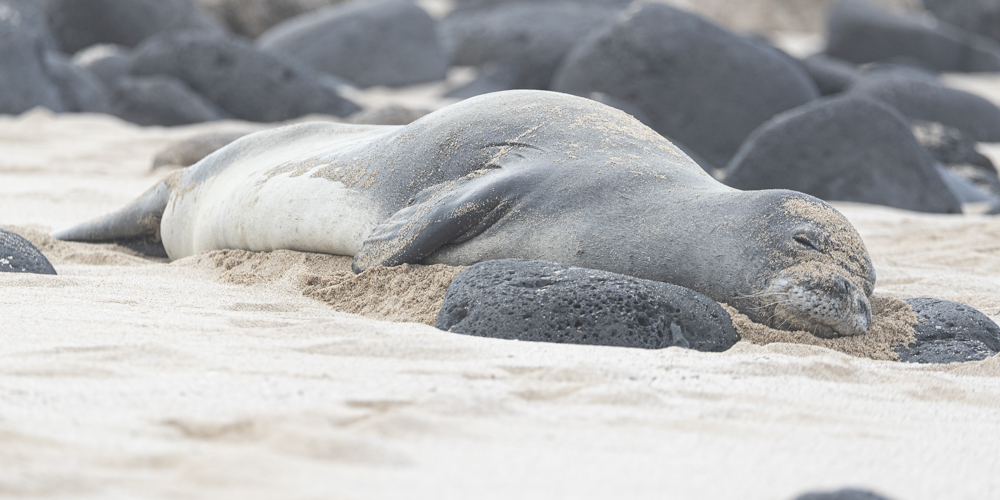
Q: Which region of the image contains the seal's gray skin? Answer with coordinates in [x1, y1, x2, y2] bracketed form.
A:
[53, 90, 876, 338]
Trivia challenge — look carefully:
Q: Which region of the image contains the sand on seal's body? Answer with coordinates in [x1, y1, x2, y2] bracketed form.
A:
[1, 110, 999, 499]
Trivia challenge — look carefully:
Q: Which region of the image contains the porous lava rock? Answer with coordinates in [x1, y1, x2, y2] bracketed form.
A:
[825, 0, 1000, 72]
[130, 32, 360, 121]
[552, 3, 818, 168]
[44, 0, 222, 54]
[897, 298, 1000, 363]
[257, 0, 447, 88]
[724, 96, 962, 214]
[436, 259, 739, 352]
[440, 2, 619, 90]
[0, 228, 56, 275]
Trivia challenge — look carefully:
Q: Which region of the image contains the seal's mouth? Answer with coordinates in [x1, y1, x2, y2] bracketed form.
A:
[763, 272, 872, 338]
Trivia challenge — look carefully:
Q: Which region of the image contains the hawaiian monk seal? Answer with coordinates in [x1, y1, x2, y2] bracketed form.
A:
[53, 90, 875, 338]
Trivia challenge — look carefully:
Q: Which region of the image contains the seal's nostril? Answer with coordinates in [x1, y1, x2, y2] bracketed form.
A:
[857, 295, 872, 327]
[835, 275, 850, 294]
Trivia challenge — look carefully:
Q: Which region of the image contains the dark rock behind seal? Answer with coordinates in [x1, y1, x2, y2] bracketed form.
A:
[439, 2, 620, 90]
[0, 0, 64, 114]
[43, 0, 222, 54]
[552, 2, 819, 169]
[110, 75, 228, 126]
[897, 298, 1000, 363]
[0, 228, 57, 275]
[257, 0, 448, 88]
[130, 32, 360, 122]
[724, 96, 962, 214]
[436, 259, 740, 352]
[824, 0, 1000, 72]
[848, 69, 1000, 143]
[922, 0, 1000, 45]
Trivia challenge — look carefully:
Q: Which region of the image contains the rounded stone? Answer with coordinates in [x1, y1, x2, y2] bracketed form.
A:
[552, 2, 818, 169]
[130, 32, 360, 122]
[724, 96, 962, 214]
[897, 298, 1000, 363]
[0, 228, 56, 275]
[436, 259, 740, 352]
[44, 0, 222, 54]
[257, 0, 448, 88]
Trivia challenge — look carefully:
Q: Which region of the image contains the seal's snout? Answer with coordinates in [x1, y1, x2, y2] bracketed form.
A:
[765, 269, 873, 339]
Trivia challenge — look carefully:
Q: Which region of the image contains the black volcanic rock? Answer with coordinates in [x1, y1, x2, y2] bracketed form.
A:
[440, 2, 619, 90]
[72, 44, 133, 89]
[923, 0, 1000, 45]
[258, 0, 447, 88]
[0, 0, 64, 114]
[43, 52, 110, 113]
[825, 0, 1000, 72]
[130, 32, 360, 122]
[849, 70, 1000, 142]
[797, 54, 861, 95]
[724, 96, 962, 214]
[898, 298, 1000, 363]
[0, 228, 56, 275]
[552, 3, 818, 169]
[44, 0, 222, 54]
[110, 76, 227, 126]
[436, 259, 739, 352]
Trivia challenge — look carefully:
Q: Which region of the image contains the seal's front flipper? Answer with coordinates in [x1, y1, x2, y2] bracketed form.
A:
[352, 169, 521, 273]
[50, 179, 171, 258]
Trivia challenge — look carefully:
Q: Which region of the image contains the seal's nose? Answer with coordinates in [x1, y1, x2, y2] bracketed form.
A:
[835, 274, 871, 335]
[856, 293, 872, 331]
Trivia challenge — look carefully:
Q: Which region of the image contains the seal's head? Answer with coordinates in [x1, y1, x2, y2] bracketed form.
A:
[731, 193, 876, 338]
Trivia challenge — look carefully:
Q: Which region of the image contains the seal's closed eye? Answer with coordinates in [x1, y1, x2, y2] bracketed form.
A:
[793, 234, 819, 251]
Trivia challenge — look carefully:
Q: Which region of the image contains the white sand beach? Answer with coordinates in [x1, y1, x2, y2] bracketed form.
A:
[2, 102, 999, 500]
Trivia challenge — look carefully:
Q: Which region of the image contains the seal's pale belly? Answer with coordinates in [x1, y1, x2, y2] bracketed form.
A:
[160, 130, 384, 260]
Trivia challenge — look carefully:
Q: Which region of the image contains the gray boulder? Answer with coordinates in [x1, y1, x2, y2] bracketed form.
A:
[192, 0, 348, 39]
[912, 121, 1000, 197]
[440, 2, 619, 90]
[110, 75, 227, 126]
[724, 96, 962, 214]
[258, 0, 447, 88]
[849, 70, 1000, 142]
[43, 52, 109, 113]
[923, 0, 1000, 45]
[825, 0, 1000, 72]
[436, 259, 740, 352]
[130, 32, 360, 122]
[552, 3, 819, 169]
[797, 54, 861, 95]
[898, 298, 1000, 363]
[43, 0, 222, 54]
[0, 0, 64, 114]
[0, 228, 56, 275]
[72, 44, 133, 89]
[793, 489, 895, 500]
[452, 0, 628, 13]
